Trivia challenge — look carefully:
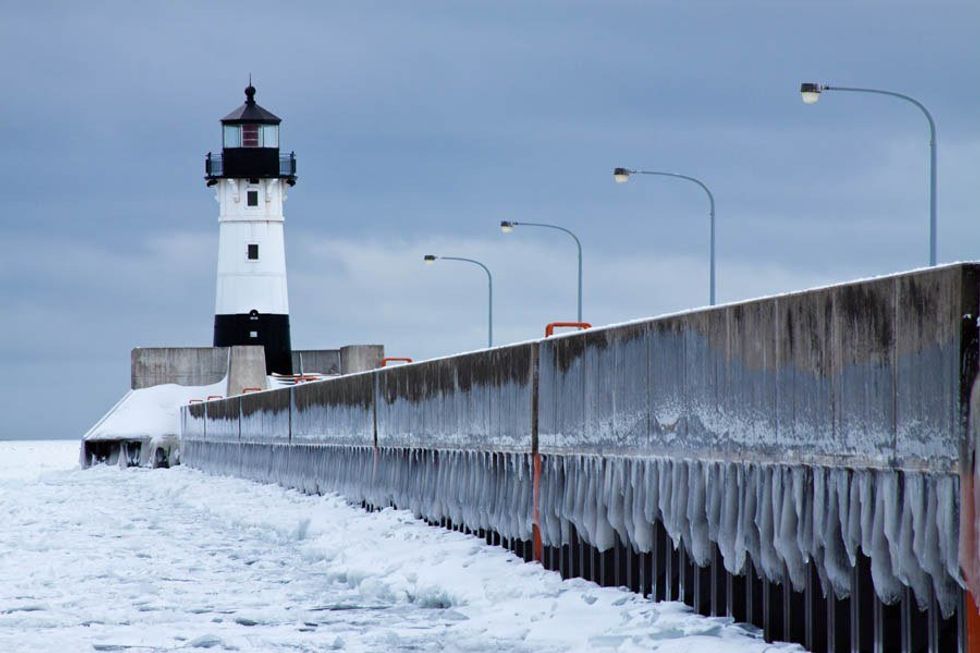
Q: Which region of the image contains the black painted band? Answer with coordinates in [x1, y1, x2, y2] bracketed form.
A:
[214, 313, 292, 375]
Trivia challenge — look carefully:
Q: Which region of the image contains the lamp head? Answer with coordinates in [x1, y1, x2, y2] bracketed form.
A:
[500, 220, 515, 234]
[800, 82, 824, 104]
[613, 167, 632, 183]
[423, 254, 437, 265]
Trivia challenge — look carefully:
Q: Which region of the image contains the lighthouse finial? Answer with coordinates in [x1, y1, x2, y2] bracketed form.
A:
[244, 76, 256, 104]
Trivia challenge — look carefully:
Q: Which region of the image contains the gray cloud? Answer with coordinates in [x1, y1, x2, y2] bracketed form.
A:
[1, 1, 977, 438]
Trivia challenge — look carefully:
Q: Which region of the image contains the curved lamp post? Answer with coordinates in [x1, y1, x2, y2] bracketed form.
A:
[613, 168, 716, 306]
[800, 82, 938, 267]
[424, 254, 493, 348]
[500, 220, 583, 322]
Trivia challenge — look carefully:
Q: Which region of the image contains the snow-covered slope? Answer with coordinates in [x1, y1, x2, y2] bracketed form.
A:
[83, 378, 227, 441]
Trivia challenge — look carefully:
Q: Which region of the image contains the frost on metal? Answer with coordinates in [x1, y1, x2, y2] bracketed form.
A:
[180, 263, 980, 620]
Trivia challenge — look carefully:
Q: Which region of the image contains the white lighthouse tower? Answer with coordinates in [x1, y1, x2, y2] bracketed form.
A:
[205, 85, 296, 374]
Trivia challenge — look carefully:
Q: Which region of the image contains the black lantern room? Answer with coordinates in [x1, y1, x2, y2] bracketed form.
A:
[205, 85, 297, 186]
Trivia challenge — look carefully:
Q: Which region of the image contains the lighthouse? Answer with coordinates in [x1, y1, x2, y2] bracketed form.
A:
[205, 85, 296, 375]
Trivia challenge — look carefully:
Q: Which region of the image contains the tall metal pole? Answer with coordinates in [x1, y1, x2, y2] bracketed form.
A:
[616, 170, 716, 306]
[805, 84, 938, 266]
[505, 222, 583, 322]
[428, 256, 493, 348]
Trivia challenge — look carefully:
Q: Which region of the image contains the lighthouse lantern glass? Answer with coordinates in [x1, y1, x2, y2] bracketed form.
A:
[262, 125, 278, 148]
[223, 125, 240, 148]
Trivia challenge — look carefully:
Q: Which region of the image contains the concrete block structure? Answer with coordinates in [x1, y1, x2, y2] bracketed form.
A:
[131, 347, 229, 390]
[292, 349, 340, 375]
[341, 344, 385, 375]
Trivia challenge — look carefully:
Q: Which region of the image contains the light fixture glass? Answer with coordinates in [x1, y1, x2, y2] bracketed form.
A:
[500, 221, 514, 234]
[423, 255, 437, 265]
[613, 168, 631, 183]
[800, 83, 822, 104]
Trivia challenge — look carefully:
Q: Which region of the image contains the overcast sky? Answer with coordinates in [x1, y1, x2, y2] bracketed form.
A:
[1, 1, 978, 439]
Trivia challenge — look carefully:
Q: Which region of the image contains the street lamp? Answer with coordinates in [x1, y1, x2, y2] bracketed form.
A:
[800, 83, 822, 104]
[500, 220, 583, 322]
[613, 167, 717, 306]
[799, 82, 938, 266]
[423, 254, 493, 348]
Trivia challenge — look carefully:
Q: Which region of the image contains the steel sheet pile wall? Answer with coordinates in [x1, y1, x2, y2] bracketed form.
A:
[180, 263, 980, 652]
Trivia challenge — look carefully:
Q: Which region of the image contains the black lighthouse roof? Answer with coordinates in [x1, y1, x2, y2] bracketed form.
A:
[221, 85, 281, 125]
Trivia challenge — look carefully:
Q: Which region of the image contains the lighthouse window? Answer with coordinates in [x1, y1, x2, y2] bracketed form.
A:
[247, 190, 259, 206]
[247, 243, 259, 260]
[262, 125, 278, 148]
[241, 124, 260, 147]
[223, 125, 240, 148]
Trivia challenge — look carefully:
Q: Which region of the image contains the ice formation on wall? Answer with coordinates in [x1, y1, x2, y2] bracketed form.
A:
[181, 264, 979, 620]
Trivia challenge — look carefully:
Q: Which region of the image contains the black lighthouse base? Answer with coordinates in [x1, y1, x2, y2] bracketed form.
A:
[214, 313, 293, 375]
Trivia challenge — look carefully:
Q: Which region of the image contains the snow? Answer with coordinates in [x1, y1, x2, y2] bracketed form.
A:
[84, 379, 227, 441]
[0, 440, 800, 652]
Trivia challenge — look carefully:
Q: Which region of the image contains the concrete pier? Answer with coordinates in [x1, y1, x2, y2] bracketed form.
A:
[181, 263, 980, 652]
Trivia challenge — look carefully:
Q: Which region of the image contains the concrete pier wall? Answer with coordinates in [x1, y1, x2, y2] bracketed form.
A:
[292, 349, 341, 375]
[536, 266, 973, 470]
[131, 347, 229, 389]
[180, 263, 980, 651]
[340, 345, 385, 375]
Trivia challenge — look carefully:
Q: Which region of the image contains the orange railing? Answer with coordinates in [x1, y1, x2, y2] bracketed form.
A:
[545, 321, 592, 337]
[381, 357, 413, 367]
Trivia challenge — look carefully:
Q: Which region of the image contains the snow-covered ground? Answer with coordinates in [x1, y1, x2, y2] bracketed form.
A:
[0, 440, 800, 652]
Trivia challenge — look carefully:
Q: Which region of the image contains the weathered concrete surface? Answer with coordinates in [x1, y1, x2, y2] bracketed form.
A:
[240, 389, 291, 444]
[341, 345, 385, 374]
[375, 345, 534, 450]
[131, 347, 229, 389]
[292, 349, 341, 375]
[204, 397, 240, 442]
[536, 264, 980, 472]
[181, 402, 207, 441]
[227, 346, 267, 396]
[292, 371, 374, 446]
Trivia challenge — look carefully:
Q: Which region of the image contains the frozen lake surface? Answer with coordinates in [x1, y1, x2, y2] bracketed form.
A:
[0, 440, 799, 652]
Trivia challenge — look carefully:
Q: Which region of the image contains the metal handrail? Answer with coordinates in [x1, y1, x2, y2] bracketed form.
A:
[381, 357, 413, 367]
[545, 321, 592, 337]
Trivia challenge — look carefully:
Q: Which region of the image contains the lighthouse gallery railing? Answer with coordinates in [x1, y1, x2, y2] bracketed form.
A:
[204, 152, 296, 178]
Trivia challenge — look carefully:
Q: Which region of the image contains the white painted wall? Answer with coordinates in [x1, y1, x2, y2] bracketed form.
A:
[213, 177, 289, 315]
